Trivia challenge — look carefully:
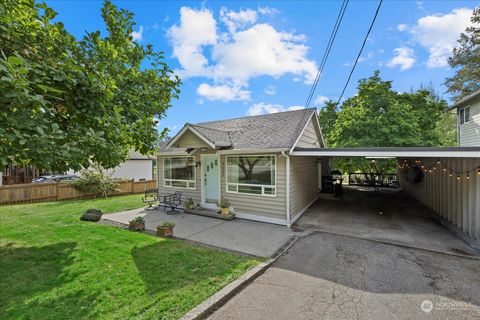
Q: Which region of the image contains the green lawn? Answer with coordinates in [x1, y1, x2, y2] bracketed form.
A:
[0, 195, 259, 319]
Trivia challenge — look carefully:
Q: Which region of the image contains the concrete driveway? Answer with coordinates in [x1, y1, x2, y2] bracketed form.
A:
[294, 187, 478, 256]
[102, 208, 294, 257]
[209, 232, 480, 320]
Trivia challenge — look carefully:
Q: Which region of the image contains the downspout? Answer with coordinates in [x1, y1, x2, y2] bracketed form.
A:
[281, 151, 291, 228]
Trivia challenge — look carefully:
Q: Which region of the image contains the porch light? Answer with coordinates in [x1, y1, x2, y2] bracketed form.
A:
[467, 173, 470, 180]
[457, 175, 460, 180]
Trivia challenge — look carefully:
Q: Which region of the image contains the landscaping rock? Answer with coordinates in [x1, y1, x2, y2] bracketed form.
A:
[80, 209, 103, 222]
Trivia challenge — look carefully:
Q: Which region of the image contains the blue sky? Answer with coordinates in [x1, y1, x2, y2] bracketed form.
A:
[45, 0, 477, 136]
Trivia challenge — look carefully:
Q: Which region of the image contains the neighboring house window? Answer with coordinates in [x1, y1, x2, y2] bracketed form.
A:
[164, 157, 196, 189]
[226, 155, 276, 196]
[459, 107, 470, 125]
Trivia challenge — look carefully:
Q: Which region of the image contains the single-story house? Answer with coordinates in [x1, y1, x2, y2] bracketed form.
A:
[450, 88, 480, 146]
[158, 108, 480, 246]
[158, 108, 327, 226]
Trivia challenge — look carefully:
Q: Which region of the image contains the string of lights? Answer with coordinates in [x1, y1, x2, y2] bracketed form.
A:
[397, 159, 480, 180]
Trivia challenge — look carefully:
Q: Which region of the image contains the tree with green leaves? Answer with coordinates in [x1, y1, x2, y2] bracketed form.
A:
[0, 0, 181, 173]
[445, 7, 480, 99]
[318, 71, 454, 173]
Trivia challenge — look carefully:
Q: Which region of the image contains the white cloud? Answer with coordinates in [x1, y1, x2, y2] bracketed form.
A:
[131, 26, 144, 41]
[210, 23, 317, 83]
[265, 85, 276, 95]
[167, 6, 317, 101]
[258, 6, 280, 16]
[197, 83, 250, 101]
[410, 8, 474, 68]
[314, 95, 329, 106]
[220, 7, 257, 33]
[397, 24, 408, 32]
[167, 7, 217, 77]
[246, 103, 303, 116]
[386, 47, 416, 70]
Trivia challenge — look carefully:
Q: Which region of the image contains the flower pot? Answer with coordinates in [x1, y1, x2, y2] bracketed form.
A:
[220, 207, 230, 215]
[129, 221, 145, 231]
[157, 227, 173, 237]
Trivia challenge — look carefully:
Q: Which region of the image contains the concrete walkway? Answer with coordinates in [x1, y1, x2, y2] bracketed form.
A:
[209, 232, 480, 320]
[102, 208, 294, 257]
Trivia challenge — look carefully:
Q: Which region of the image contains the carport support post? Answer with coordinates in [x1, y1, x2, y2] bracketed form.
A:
[476, 166, 480, 241]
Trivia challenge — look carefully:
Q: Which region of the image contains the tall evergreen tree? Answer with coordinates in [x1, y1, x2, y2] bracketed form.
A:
[445, 7, 480, 99]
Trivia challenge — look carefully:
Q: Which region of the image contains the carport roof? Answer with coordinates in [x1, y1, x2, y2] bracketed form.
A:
[292, 147, 480, 158]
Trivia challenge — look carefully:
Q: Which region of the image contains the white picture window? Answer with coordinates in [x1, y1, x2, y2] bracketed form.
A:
[163, 157, 196, 189]
[226, 155, 276, 196]
[459, 107, 470, 125]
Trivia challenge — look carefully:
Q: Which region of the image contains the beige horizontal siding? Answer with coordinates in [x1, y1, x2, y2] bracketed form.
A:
[157, 154, 201, 201]
[220, 154, 287, 218]
[296, 118, 321, 148]
[459, 103, 480, 147]
[290, 156, 318, 218]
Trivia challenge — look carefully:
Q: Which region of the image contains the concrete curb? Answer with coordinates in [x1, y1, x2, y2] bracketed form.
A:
[180, 234, 300, 320]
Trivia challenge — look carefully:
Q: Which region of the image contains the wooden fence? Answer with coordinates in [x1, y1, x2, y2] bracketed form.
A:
[0, 179, 157, 205]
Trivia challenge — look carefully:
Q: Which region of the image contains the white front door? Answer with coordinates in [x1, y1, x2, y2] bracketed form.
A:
[202, 154, 220, 204]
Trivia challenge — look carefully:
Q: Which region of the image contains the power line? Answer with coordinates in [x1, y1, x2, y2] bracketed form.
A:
[336, 0, 383, 104]
[304, 0, 349, 108]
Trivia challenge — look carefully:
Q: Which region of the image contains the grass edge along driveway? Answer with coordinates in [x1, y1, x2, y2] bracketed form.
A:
[0, 195, 260, 320]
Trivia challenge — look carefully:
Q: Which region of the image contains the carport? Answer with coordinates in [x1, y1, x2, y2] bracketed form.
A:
[290, 147, 480, 254]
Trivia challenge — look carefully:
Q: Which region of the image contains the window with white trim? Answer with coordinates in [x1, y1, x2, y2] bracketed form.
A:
[226, 155, 276, 196]
[164, 157, 196, 189]
[459, 106, 470, 125]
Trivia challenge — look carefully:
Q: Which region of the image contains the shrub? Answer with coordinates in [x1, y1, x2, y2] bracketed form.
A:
[218, 199, 230, 208]
[72, 164, 120, 198]
[158, 221, 175, 229]
[184, 198, 194, 208]
[130, 216, 145, 223]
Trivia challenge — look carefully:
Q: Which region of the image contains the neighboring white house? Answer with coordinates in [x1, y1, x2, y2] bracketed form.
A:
[110, 150, 155, 181]
[451, 88, 480, 146]
[70, 150, 155, 181]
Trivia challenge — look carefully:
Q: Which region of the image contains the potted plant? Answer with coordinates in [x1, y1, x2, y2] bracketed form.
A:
[129, 216, 145, 231]
[218, 199, 231, 215]
[184, 197, 194, 209]
[157, 221, 176, 237]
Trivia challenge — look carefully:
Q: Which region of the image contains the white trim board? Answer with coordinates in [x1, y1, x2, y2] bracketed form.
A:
[289, 110, 315, 154]
[167, 125, 215, 149]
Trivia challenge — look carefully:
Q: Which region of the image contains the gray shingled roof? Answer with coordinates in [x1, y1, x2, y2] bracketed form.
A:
[188, 124, 232, 147]
[180, 108, 317, 150]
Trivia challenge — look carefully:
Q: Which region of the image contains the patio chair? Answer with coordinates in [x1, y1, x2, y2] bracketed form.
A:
[159, 191, 183, 214]
[142, 188, 158, 210]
